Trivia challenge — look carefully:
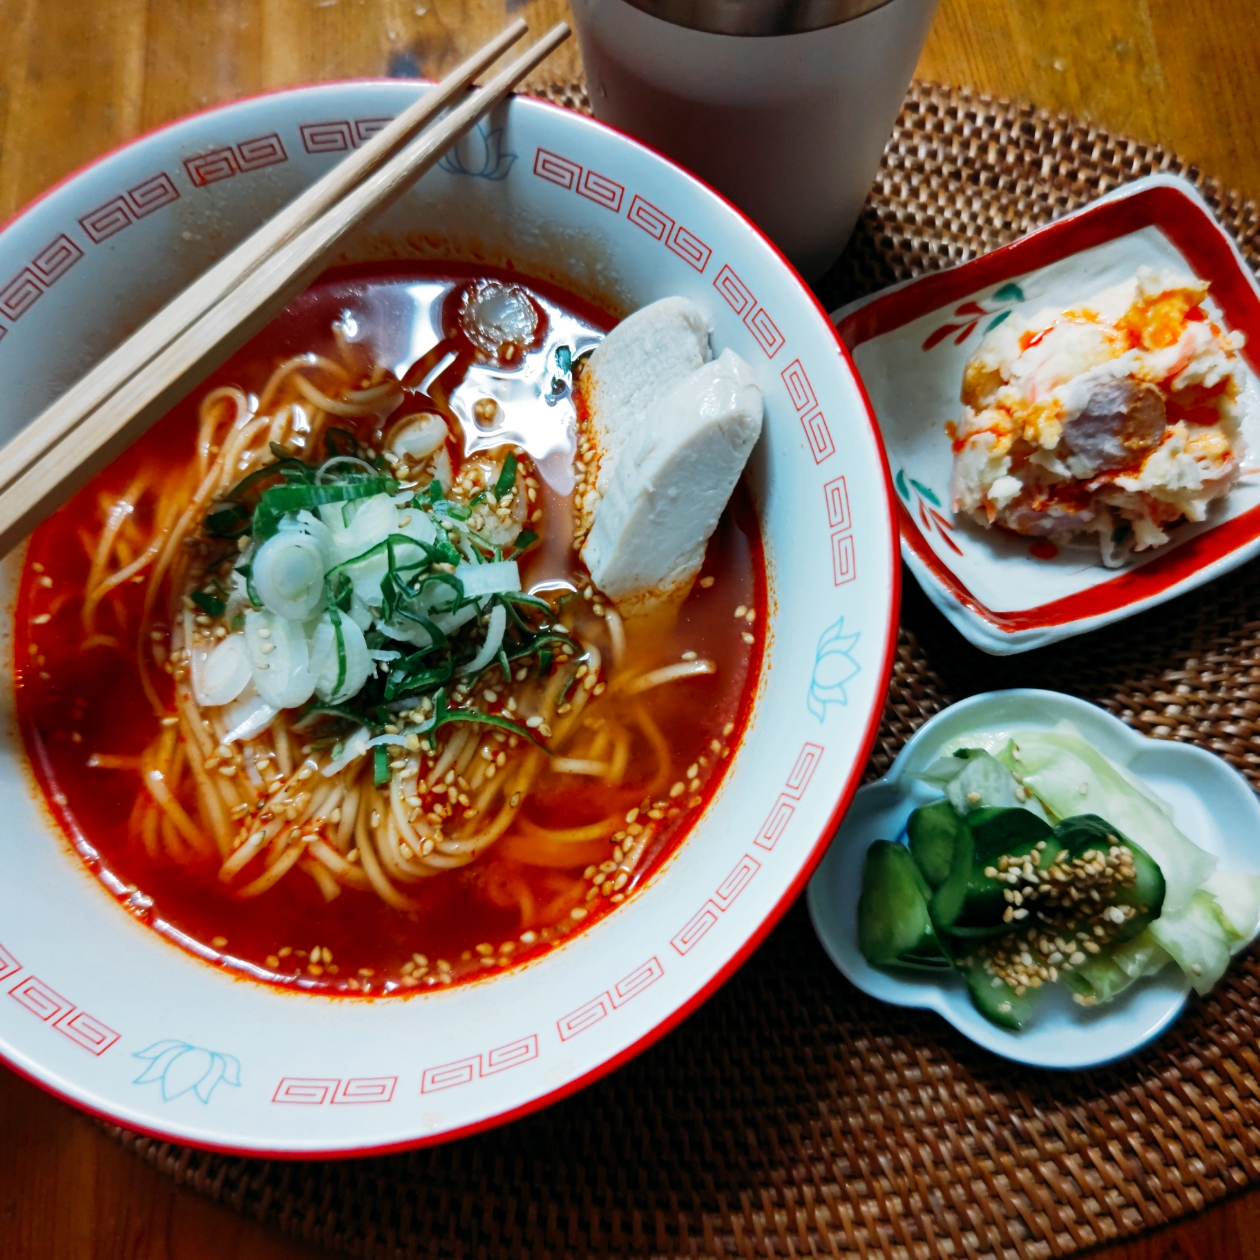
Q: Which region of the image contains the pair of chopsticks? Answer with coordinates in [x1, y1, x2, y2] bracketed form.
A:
[0, 19, 569, 557]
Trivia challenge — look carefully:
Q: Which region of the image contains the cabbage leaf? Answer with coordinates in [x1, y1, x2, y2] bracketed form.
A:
[998, 724, 1215, 913]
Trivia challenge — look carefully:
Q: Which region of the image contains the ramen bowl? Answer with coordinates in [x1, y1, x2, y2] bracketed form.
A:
[0, 81, 897, 1154]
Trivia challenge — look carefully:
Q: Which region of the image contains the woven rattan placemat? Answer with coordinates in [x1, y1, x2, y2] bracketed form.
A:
[104, 81, 1260, 1258]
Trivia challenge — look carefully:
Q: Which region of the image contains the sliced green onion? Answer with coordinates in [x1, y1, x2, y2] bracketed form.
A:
[494, 451, 518, 497]
[373, 743, 390, 785]
[432, 499, 472, 521]
[331, 609, 347, 697]
[203, 502, 253, 538]
[303, 702, 384, 732]
[191, 589, 226, 617]
[236, 562, 262, 609]
[430, 690, 549, 750]
[252, 478, 398, 540]
[558, 664, 582, 707]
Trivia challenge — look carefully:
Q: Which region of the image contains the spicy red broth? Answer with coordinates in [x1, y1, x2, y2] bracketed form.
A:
[16, 264, 765, 995]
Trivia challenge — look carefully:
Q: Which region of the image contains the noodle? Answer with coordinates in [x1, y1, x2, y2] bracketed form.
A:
[69, 348, 709, 903]
[27, 266, 760, 993]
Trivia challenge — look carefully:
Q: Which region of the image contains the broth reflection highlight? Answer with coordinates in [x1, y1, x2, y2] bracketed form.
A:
[17, 265, 764, 994]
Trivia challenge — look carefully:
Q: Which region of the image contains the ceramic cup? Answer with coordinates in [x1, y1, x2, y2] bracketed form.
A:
[570, 0, 940, 279]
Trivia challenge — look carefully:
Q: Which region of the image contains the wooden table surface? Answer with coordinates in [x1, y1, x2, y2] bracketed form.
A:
[2, 0, 1259, 1256]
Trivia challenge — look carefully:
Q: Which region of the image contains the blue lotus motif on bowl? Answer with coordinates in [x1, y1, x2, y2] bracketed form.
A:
[808, 617, 860, 721]
[133, 1041, 241, 1104]
[439, 123, 517, 181]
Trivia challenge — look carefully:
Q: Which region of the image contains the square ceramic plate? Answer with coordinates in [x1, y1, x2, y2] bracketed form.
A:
[833, 174, 1260, 654]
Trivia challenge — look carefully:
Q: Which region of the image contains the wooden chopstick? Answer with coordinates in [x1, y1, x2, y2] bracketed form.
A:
[0, 19, 529, 508]
[0, 21, 569, 556]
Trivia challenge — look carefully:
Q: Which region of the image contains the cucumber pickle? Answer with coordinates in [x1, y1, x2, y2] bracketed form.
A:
[907, 800, 964, 887]
[855, 786, 1168, 1033]
[856, 841, 949, 969]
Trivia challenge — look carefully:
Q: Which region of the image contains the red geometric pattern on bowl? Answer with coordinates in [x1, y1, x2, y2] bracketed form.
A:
[713, 265, 785, 358]
[755, 797, 795, 851]
[236, 134, 288, 170]
[0, 942, 19, 985]
[299, 117, 393, 154]
[781, 359, 818, 413]
[672, 738, 825, 952]
[5, 961, 119, 1057]
[783, 742, 824, 797]
[420, 1033, 539, 1094]
[184, 133, 287, 187]
[79, 173, 181, 244]
[625, 194, 713, 274]
[627, 193, 670, 241]
[272, 1077, 340, 1105]
[834, 180, 1260, 634]
[55, 1010, 120, 1057]
[714, 264, 753, 316]
[668, 225, 712, 273]
[532, 147, 582, 192]
[830, 533, 856, 586]
[128, 172, 181, 215]
[825, 476, 857, 586]
[753, 740, 826, 853]
[745, 305, 785, 357]
[0, 270, 43, 322]
[578, 167, 624, 214]
[531, 145, 625, 212]
[781, 359, 834, 463]
[332, 1076, 397, 1104]
[32, 233, 84, 282]
[0, 233, 84, 323]
[556, 957, 665, 1041]
[273, 1076, 401, 1105]
[825, 475, 851, 531]
[670, 853, 761, 955]
[9, 975, 69, 1023]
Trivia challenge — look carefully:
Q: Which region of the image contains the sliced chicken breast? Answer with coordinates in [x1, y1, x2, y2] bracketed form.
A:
[576, 296, 710, 536]
[583, 348, 763, 612]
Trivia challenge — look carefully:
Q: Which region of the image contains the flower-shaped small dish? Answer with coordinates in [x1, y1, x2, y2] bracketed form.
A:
[833, 175, 1260, 654]
[807, 689, 1260, 1069]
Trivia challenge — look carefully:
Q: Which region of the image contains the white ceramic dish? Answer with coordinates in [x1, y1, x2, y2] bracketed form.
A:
[807, 689, 1260, 1069]
[833, 175, 1260, 655]
[0, 82, 899, 1154]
